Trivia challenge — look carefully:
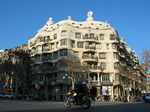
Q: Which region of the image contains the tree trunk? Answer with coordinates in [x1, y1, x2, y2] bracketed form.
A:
[14, 76, 19, 99]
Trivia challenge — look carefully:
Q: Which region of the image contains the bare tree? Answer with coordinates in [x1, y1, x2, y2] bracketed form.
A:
[58, 58, 89, 90]
[12, 49, 32, 97]
[117, 65, 138, 96]
[0, 60, 14, 89]
[41, 62, 58, 100]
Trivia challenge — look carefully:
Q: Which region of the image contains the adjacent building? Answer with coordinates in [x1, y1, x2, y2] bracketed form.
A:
[0, 44, 28, 92]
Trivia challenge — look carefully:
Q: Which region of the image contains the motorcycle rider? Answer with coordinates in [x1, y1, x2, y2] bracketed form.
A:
[74, 81, 89, 103]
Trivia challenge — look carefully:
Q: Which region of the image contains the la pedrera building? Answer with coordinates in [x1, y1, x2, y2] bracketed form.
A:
[28, 11, 148, 101]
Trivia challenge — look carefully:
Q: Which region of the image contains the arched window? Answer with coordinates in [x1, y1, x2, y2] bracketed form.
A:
[60, 49, 68, 56]
[61, 30, 67, 36]
[53, 34, 57, 39]
[84, 34, 88, 39]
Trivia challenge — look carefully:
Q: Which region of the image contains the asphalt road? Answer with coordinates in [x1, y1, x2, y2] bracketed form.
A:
[0, 100, 149, 112]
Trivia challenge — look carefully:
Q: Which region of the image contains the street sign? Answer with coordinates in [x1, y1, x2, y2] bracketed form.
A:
[0, 82, 5, 86]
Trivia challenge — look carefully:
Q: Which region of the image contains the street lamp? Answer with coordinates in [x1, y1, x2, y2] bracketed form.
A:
[63, 74, 70, 95]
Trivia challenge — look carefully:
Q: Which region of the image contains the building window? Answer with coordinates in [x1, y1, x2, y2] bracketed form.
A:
[113, 52, 118, 59]
[60, 49, 68, 56]
[115, 74, 120, 81]
[83, 53, 89, 58]
[56, 42, 59, 48]
[101, 63, 106, 70]
[102, 73, 109, 81]
[96, 43, 102, 49]
[110, 35, 115, 40]
[43, 44, 50, 51]
[100, 34, 104, 40]
[53, 34, 57, 39]
[51, 43, 54, 49]
[60, 39, 67, 46]
[44, 36, 50, 42]
[74, 51, 78, 58]
[77, 42, 83, 48]
[112, 43, 117, 49]
[75, 33, 81, 39]
[42, 53, 52, 61]
[84, 34, 88, 38]
[39, 37, 44, 42]
[61, 30, 67, 36]
[90, 34, 94, 38]
[71, 41, 75, 48]
[35, 55, 41, 62]
[106, 44, 109, 49]
[114, 62, 119, 69]
[36, 45, 42, 52]
[54, 52, 58, 59]
[36, 37, 44, 43]
[99, 53, 106, 59]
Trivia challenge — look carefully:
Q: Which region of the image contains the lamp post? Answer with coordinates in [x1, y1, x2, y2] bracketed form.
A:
[63, 74, 70, 96]
[100, 65, 106, 101]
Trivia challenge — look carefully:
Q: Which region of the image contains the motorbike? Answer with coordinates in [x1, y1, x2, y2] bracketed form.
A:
[64, 90, 91, 109]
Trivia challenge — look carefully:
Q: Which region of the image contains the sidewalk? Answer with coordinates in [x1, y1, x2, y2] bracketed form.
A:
[93, 100, 143, 104]
[0, 98, 143, 104]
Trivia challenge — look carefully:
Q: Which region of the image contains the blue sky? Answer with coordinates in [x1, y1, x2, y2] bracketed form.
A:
[0, 0, 150, 60]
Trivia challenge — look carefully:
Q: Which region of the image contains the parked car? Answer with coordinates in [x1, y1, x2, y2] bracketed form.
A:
[1, 92, 14, 99]
[145, 93, 150, 103]
[0, 92, 5, 98]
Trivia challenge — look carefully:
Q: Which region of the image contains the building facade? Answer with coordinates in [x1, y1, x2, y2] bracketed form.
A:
[0, 44, 28, 92]
[27, 11, 148, 101]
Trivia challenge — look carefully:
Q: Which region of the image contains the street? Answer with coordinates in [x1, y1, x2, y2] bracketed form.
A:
[0, 100, 149, 112]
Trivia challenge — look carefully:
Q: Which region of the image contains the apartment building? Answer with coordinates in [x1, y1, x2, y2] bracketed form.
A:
[0, 44, 28, 92]
[28, 11, 148, 101]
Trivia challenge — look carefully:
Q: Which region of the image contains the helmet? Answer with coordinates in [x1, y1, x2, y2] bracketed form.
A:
[82, 82, 87, 85]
